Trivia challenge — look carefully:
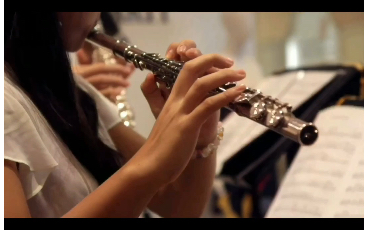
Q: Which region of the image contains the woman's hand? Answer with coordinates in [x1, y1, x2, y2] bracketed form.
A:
[73, 63, 135, 101]
[135, 53, 246, 184]
[141, 40, 243, 149]
[73, 42, 135, 101]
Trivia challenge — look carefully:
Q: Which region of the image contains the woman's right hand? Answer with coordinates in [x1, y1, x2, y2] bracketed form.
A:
[134, 54, 246, 184]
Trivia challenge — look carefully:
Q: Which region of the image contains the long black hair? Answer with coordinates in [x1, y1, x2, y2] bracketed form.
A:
[5, 12, 123, 184]
[100, 12, 119, 36]
[100, 12, 130, 43]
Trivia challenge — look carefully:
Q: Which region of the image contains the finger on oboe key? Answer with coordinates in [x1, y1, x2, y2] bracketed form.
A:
[182, 69, 246, 112]
[173, 54, 234, 96]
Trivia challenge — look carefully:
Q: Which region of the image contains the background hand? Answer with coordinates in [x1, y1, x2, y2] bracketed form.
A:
[74, 42, 135, 101]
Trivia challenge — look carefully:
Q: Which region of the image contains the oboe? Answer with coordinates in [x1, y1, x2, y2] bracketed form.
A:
[86, 28, 319, 146]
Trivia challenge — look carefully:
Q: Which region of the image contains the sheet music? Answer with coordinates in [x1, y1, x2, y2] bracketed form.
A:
[266, 106, 364, 218]
[216, 71, 337, 174]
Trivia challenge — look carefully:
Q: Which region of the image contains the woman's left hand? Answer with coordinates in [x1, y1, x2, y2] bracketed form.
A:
[141, 40, 242, 149]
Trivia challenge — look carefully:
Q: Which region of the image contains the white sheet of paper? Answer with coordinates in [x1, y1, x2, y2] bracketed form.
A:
[266, 106, 364, 218]
[216, 71, 337, 174]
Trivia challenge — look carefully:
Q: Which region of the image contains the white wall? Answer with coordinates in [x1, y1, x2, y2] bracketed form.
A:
[285, 12, 341, 68]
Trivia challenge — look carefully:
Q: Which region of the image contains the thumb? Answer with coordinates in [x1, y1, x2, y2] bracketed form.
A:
[141, 73, 166, 118]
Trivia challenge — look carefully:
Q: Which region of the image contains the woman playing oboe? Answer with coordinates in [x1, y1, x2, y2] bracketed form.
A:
[4, 12, 246, 218]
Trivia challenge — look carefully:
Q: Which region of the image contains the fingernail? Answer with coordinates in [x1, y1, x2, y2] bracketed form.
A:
[193, 49, 200, 56]
[237, 84, 246, 92]
[226, 58, 234, 64]
[187, 48, 198, 55]
[237, 70, 246, 76]
[166, 49, 174, 59]
[178, 45, 186, 53]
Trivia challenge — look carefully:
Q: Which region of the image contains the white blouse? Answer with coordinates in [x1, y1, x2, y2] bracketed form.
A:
[4, 72, 122, 218]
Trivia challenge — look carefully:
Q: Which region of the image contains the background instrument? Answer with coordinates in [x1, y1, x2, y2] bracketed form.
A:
[86, 28, 319, 146]
[91, 22, 136, 128]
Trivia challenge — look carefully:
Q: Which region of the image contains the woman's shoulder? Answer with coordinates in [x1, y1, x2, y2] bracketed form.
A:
[4, 72, 54, 140]
[4, 73, 31, 132]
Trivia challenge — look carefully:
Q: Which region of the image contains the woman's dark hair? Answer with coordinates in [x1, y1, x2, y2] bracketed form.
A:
[100, 12, 130, 43]
[100, 12, 119, 36]
[5, 12, 123, 184]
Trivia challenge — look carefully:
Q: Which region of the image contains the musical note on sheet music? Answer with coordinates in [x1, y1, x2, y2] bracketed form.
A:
[297, 152, 349, 165]
[273, 203, 323, 217]
[266, 106, 364, 218]
[334, 211, 363, 218]
[279, 191, 328, 203]
[284, 179, 336, 191]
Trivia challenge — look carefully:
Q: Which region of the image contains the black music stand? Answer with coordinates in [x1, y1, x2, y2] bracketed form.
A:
[217, 64, 363, 217]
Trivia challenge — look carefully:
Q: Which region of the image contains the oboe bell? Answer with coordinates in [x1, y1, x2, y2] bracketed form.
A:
[86, 28, 319, 146]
